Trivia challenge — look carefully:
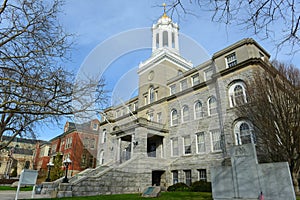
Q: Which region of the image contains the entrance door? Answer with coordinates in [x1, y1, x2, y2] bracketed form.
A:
[152, 170, 164, 186]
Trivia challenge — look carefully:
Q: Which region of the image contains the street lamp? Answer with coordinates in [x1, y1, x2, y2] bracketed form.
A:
[62, 158, 72, 183]
[45, 161, 54, 182]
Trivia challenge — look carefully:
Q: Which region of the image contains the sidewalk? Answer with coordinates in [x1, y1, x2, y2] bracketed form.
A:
[0, 190, 51, 200]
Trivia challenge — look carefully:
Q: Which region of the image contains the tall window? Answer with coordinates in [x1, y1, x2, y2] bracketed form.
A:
[194, 101, 203, 119]
[226, 52, 237, 67]
[172, 170, 179, 184]
[234, 121, 255, 145]
[90, 138, 95, 149]
[99, 150, 104, 165]
[198, 169, 207, 182]
[157, 112, 162, 123]
[208, 96, 217, 116]
[102, 129, 107, 143]
[171, 109, 179, 126]
[211, 130, 221, 152]
[184, 170, 192, 186]
[180, 79, 188, 91]
[163, 31, 168, 47]
[148, 113, 154, 121]
[192, 74, 200, 86]
[196, 132, 205, 153]
[170, 84, 176, 95]
[184, 136, 191, 155]
[149, 86, 155, 103]
[229, 82, 247, 107]
[171, 138, 179, 156]
[182, 105, 189, 122]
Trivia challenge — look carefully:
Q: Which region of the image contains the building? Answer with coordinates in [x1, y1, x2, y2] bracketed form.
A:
[49, 120, 100, 175]
[33, 141, 51, 177]
[50, 11, 274, 197]
[0, 136, 44, 178]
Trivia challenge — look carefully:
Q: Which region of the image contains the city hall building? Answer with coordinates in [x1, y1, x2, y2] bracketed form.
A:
[52, 11, 272, 197]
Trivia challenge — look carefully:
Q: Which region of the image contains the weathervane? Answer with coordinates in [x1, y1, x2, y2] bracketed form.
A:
[162, 3, 167, 18]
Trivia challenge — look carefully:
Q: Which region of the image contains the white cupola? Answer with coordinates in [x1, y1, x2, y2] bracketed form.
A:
[152, 5, 179, 55]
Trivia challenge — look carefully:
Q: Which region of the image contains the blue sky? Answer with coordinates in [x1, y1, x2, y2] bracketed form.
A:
[36, 0, 300, 140]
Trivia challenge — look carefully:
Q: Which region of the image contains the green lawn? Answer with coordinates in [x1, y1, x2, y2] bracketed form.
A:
[0, 185, 34, 191]
[37, 192, 213, 200]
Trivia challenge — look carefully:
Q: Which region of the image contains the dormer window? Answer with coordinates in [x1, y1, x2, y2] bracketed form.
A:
[92, 123, 98, 131]
[226, 52, 237, 68]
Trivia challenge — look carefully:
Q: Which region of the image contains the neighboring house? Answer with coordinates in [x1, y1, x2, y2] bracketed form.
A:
[49, 120, 100, 175]
[0, 136, 45, 178]
[33, 141, 51, 177]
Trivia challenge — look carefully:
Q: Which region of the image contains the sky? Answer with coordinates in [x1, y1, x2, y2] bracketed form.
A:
[36, 0, 300, 141]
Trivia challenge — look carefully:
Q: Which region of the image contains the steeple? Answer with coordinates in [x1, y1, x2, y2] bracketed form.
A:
[152, 3, 179, 54]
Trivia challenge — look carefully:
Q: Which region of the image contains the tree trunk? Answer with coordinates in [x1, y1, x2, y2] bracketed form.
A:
[292, 171, 299, 194]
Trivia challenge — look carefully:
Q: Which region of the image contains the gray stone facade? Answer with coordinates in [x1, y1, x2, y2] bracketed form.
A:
[49, 13, 288, 198]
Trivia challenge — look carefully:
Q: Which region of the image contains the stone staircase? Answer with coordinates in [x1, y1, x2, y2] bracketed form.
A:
[54, 155, 170, 197]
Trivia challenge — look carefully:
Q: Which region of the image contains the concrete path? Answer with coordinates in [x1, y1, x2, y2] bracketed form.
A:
[0, 190, 51, 200]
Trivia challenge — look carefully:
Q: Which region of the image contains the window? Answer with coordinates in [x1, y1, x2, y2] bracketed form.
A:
[134, 102, 138, 111]
[170, 84, 176, 95]
[196, 132, 205, 153]
[211, 130, 221, 152]
[157, 112, 162, 123]
[99, 150, 104, 165]
[148, 113, 154, 121]
[149, 86, 155, 103]
[65, 137, 72, 149]
[171, 109, 179, 126]
[204, 68, 213, 81]
[90, 138, 95, 149]
[102, 129, 107, 143]
[234, 121, 255, 145]
[163, 31, 168, 47]
[83, 137, 89, 148]
[178, 70, 183, 76]
[198, 169, 207, 181]
[182, 105, 189, 122]
[226, 52, 237, 68]
[208, 96, 217, 116]
[184, 136, 191, 155]
[229, 82, 247, 107]
[180, 79, 188, 91]
[172, 170, 179, 184]
[92, 123, 98, 131]
[192, 74, 200, 86]
[194, 101, 203, 119]
[171, 138, 179, 156]
[184, 170, 192, 186]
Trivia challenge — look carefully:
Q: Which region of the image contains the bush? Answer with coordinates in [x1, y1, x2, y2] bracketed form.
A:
[167, 182, 190, 192]
[190, 181, 212, 192]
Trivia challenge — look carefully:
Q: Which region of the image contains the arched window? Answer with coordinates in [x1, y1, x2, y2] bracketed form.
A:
[102, 129, 107, 143]
[149, 86, 154, 103]
[234, 121, 255, 145]
[171, 109, 179, 126]
[182, 105, 189, 122]
[208, 96, 217, 116]
[194, 101, 203, 119]
[228, 82, 247, 107]
[163, 31, 168, 47]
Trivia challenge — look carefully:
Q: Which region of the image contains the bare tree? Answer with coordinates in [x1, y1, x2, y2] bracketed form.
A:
[166, 0, 300, 54]
[235, 61, 300, 192]
[0, 0, 107, 150]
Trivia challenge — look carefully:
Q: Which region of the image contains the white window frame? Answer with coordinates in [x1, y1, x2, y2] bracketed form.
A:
[196, 132, 205, 154]
[148, 112, 154, 121]
[149, 86, 155, 104]
[228, 82, 247, 107]
[171, 138, 179, 157]
[180, 79, 188, 91]
[204, 68, 213, 81]
[234, 121, 255, 145]
[191, 74, 200, 86]
[172, 170, 179, 184]
[194, 100, 203, 119]
[183, 136, 192, 155]
[171, 109, 179, 126]
[181, 105, 189, 122]
[211, 130, 222, 152]
[102, 130, 107, 143]
[207, 96, 217, 116]
[198, 169, 207, 182]
[225, 52, 237, 68]
[170, 84, 176, 95]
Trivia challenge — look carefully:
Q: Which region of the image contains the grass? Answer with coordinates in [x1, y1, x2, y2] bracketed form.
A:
[34, 192, 213, 200]
[0, 185, 34, 191]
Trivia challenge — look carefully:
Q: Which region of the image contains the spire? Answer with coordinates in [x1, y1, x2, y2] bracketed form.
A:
[162, 3, 168, 18]
[151, 3, 179, 54]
